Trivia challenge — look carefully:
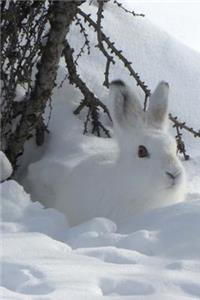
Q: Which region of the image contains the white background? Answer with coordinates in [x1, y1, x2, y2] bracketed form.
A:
[127, 1, 200, 52]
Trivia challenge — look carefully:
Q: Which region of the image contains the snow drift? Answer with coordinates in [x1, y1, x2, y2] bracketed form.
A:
[1, 170, 200, 299]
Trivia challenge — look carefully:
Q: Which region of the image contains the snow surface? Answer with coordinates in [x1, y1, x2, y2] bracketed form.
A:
[1, 174, 200, 299]
[126, 1, 200, 53]
[0, 151, 12, 182]
[1, 1, 200, 299]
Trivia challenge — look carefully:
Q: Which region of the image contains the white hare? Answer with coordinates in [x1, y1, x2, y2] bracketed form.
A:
[26, 80, 186, 226]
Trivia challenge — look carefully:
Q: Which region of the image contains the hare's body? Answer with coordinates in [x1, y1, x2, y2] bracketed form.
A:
[26, 81, 186, 226]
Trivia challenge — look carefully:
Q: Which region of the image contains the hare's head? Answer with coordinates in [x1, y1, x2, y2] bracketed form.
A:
[109, 80, 186, 211]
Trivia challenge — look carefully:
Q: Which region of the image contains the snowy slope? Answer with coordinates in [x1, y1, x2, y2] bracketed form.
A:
[1, 1, 200, 299]
[68, 1, 200, 132]
[126, 1, 200, 53]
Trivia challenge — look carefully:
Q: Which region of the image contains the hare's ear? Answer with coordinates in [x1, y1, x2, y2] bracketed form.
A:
[147, 81, 169, 130]
[109, 80, 143, 130]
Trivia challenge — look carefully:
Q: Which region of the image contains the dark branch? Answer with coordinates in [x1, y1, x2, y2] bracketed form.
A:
[74, 15, 91, 64]
[62, 39, 111, 137]
[96, 0, 114, 87]
[78, 8, 151, 99]
[169, 114, 200, 138]
[113, 0, 145, 17]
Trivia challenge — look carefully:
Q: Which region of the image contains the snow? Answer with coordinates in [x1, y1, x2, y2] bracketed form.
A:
[1, 178, 200, 299]
[0, 151, 12, 182]
[65, 1, 200, 143]
[1, 180, 69, 237]
[1, 1, 200, 299]
[126, 1, 200, 53]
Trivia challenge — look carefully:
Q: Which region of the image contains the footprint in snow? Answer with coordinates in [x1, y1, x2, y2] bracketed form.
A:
[1, 262, 54, 295]
[76, 246, 145, 265]
[101, 278, 155, 296]
[166, 261, 183, 270]
[181, 282, 200, 298]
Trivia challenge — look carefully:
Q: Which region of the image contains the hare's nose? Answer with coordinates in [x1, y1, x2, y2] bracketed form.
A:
[166, 171, 175, 180]
[166, 171, 181, 184]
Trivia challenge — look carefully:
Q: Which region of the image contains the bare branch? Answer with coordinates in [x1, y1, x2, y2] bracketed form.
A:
[169, 114, 200, 138]
[173, 119, 190, 160]
[96, 0, 114, 87]
[62, 39, 111, 137]
[74, 15, 91, 64]
[78, 8, 151, 98]
[113, 0, 145, 17]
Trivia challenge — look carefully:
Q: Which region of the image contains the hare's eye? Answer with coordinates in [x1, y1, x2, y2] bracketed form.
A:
[138, 145, 149, 158]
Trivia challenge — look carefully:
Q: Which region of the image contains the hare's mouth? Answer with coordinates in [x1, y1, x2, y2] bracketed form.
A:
[166, 170, 183, 188]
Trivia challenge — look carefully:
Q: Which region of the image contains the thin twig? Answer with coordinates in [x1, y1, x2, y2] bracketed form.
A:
[96, 0, 114, 87]
[169, 114, 200, 138]
[74, 15, 90, 64]
[113, 0, 145, 17]
[78, 8, 151, 99]
[173, 120, 189, 160]
[63, 39, 111, 137]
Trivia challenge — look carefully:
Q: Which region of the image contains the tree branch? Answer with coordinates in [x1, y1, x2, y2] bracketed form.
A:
[113, 0, 145, 17]
[62, 39, 111, 137]
[78, 8, 151, 99]
[169, 114, 200, 138]
[96, 0, 114, 87]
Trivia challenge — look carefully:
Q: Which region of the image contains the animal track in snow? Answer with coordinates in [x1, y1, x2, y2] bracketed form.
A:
[101, 278, 155, 296]
[1, 262, 54, 295]
[166, 261, 183, 270]
[76, 246, 146, 265]
[180, 282, 200, 298]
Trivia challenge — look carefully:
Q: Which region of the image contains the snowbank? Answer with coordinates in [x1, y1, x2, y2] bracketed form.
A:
[1, 179, 69, 237]
[1, 178, 200, 299]
[126, 1, 200, 53]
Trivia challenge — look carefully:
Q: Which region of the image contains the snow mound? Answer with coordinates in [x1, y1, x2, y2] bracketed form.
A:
[1, 180, 30, 222]
[0, 180, 69, 237]
[1, 179, 200, 299]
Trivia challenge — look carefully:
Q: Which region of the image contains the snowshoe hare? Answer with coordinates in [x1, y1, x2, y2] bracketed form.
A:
[26, 80, 186, 225]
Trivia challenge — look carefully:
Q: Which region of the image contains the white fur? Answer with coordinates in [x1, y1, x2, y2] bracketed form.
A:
[26, 80, 186, 226]
[108, 80, 186, 218]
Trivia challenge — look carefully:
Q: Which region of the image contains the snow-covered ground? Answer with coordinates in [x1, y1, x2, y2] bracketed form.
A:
[1, 1, 200, 299]
[1, 158, 200, 299]
[126, 1, 200, 53]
